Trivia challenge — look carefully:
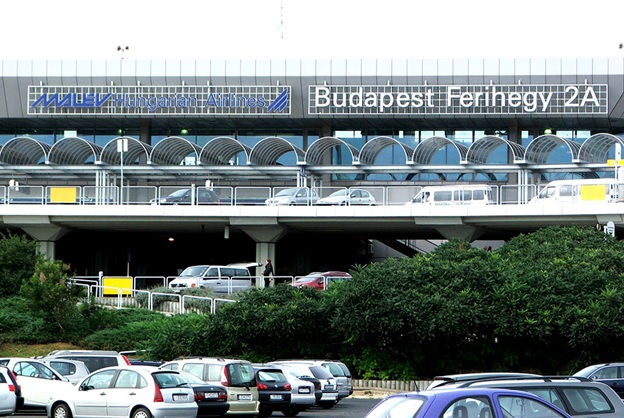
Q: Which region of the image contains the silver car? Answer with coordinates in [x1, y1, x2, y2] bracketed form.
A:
[0, 366, 19, 416]
[316, 189, 377, 206]
[46, 366, 197, 418]
[265, 187, 319, 206]
[40, 359, 90, 385]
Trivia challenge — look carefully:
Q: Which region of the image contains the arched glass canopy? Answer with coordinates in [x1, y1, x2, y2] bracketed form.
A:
[150, 136, 202, 165]
[359, 136, 414, 165]
[199, 137, 251, 165]
[524, 134, 581, 164]
[101, 137, 152, 164]
[305, 136, 360, 165]
[578, 133, 624, 163]
[0, 136, 50, 165]
[412, 137, 469, 164]
[249, 136, 305, 165]
[466, 135, 526, 164]
[48, 137, 102, 165]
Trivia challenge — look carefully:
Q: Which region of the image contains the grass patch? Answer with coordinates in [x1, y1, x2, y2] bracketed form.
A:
[0, 342, 83, 357]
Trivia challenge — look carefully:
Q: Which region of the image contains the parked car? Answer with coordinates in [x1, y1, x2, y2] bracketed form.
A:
[168, 263, 258, 293]
[151, 188, 220, 205]
[252, 366, 292, 417]
[45, 350, 131, 373]
[46, 366, 197, 418]
[363, 387, 572, 418]
[574, 362, 624, 399]
[0, 357, 72, 409]
[271, 360, 352, 400]
[274, 364, 321, 407]
[316, 188, 377, 206]
[291, 271, 352, 290]
[160, 357, 259, 415]
[39, 359, 90, 385]
[177, 371, 229, 418]
[426, 372, 542, 389]
[267, 361, 338, 409]
[265, 187, 319, 206]
[453, 375, 624, 418]
[0, 365, 22, 415]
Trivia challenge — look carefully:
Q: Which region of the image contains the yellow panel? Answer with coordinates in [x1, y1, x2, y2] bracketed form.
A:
[580, 184, 607, 201]
[607, 159, 624, 166]
[50, 187, 78, 203]
[103, 277, 133, 295]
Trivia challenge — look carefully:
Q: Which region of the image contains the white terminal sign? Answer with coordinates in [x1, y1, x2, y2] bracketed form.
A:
[308, 84, 608, 115]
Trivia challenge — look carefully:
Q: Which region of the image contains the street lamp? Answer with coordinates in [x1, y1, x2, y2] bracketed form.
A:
[117, 137, 128, 204]
[117, 45, 129, 59]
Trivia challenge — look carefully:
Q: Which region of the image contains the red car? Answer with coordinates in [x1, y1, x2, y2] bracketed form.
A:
[292, 271, 352, 290]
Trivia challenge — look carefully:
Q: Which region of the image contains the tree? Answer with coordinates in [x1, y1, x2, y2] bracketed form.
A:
[19, 256, 83, 340]
[0, 232, 37, 296]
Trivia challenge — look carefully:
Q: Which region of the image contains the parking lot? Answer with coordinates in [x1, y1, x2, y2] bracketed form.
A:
[15, 398, 382, 418]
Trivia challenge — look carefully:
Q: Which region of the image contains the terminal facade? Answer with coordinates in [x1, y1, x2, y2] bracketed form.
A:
[0, 57, 623, 277]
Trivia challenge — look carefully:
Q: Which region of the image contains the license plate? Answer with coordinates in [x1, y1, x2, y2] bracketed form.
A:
[204, 392, 218, 399]
[299, 388, 311, 394]
[173, 394, 189, 401]
[238, 394, 252, 401]
[324, 385, 334, 390]
[270, 394, 283, 400]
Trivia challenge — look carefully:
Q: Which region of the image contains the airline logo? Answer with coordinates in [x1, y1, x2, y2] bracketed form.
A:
[28, 86, 291, 115]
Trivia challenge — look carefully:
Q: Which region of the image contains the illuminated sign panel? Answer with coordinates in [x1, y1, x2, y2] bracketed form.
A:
[28, 85, 291, 115]
[308, 84, 608, 115]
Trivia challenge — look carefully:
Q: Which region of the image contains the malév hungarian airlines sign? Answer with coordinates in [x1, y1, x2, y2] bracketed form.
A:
[28, 86, 291, 115]
[308, 84, 608, 115]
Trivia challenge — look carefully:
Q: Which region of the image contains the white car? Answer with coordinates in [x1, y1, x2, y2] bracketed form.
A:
[273, 366, 317, 413]
[316, 189, 377, 206]
[267, 361, 338, 409]
[0, 365, 21, 415]
[0, 357, 72, 409]
[265, 187, 319, 206]
[46, 366, 197, 418]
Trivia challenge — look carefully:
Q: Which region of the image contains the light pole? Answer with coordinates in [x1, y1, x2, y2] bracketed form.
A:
[117, 137, 128, 204]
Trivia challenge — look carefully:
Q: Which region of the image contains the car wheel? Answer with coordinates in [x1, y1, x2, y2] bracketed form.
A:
[53, 403, 72, 418]
[288, 202, 296, 206]
[320, 402, 335, 409]
[131, 407, 152, 418]
[339, 201, 347, 206]
[281, 406, 300, 416]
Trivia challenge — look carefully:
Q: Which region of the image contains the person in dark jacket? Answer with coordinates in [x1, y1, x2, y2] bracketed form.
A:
[262, 259, 273, 287]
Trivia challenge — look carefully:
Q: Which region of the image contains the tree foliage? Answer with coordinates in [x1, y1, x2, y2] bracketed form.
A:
[0, 233, 37, 296]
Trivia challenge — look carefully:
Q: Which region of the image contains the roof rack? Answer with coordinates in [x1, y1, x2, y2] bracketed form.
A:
[457, 375, 592, 387]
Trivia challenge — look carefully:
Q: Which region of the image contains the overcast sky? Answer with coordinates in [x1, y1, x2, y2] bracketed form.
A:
[2, 0, 623, 61]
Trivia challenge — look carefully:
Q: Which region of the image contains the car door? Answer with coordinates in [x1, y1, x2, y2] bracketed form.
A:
[201, 267, 221, 291]
[0, 370, 16, 416]
[11, 360, 71, 407]
[75, 369, 116, 417]
[108, 369, 146, 418]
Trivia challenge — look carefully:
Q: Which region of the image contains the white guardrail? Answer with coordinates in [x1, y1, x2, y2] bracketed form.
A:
[71, 275, 309, 315]
[0, 184, 542, 206]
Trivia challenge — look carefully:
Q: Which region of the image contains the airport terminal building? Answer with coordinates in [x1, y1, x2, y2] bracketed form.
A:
[0, 57, 623, 276]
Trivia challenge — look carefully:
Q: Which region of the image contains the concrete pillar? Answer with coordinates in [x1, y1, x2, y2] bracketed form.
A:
[237, 225, 288, 288]
[17, 224, 68, 260]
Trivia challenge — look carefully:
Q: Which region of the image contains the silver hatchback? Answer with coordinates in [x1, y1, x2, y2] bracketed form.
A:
[46, 366, 197, 418]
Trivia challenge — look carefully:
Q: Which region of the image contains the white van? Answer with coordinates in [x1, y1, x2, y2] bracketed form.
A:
[530, 178, 623, 204]
[168, 263, 259, 293]
[406, 184, 494, 206]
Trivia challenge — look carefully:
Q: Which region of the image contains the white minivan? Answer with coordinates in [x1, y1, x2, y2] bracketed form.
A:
[406, 184, 494, 206]
[168, 263, 259, 293]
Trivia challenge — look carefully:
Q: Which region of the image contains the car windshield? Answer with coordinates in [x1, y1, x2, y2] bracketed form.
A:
[329, 190, 348, 197]
[296, 276, 319, 283]
[309, 365, 333, 379]
[275, 188, 298, 197]
[167, 189, 189, 198]
[180, 266, 208, 277]
[365, 396, 425, 418]
[179, 371, 207, 385]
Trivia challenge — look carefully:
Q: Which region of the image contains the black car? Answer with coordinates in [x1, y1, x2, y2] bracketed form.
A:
[152, 188, 220, 205]
[178, 371, 230, 417]
[574, 363, 624, 399]
[253, 366, 293, 417]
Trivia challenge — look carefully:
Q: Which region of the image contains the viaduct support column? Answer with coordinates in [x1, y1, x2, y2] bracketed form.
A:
[3, 216, 68, 260]
[235, 221, 287, 288]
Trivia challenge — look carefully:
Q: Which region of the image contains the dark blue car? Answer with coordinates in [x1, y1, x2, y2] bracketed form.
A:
[364, 388, 572, 418]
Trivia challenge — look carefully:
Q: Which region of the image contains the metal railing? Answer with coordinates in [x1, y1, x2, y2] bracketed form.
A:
[0, 184, 549, 206]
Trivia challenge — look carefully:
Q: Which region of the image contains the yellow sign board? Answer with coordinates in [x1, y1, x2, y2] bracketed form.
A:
[580, 184, 607, 201]
[102, 277, 133, 296]
[607, 159, 624, 166]
[49, 187, 78, 203]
